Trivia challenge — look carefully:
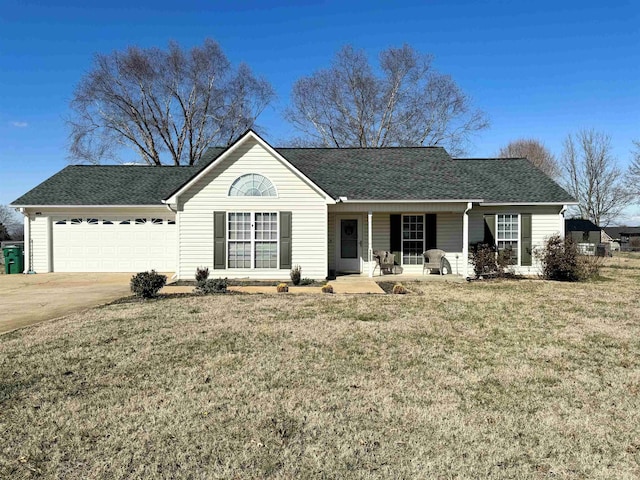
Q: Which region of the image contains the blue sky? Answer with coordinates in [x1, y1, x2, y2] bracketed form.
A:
[1, 0, 639, 221]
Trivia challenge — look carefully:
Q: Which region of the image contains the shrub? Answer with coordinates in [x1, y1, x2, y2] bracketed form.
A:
[277, 283, 289, 293]
[299, 278, 314, 286]
[290, 265, 301, 285]
[196, 277, 228, 294]
[195, 266, 209, 284]
[470, 243, 499, 278]
[321, 284, 334, 294]
[469, 243, 513, 279]
[537, 234, 585, 281]
[392, 283, 407, 294]
[130, 270, 167, 298]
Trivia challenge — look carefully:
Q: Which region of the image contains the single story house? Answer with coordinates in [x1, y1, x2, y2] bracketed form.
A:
[565, 218, 602, 244]
[604, 226, 640, 252]
[11, 130, 575, 279]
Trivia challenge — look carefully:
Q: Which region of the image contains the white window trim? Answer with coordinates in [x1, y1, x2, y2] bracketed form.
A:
[227, 173, 279, 198]
[226, 211, 280, 269]
[401, 214, 426, 266]
[495, 213, 521, 266]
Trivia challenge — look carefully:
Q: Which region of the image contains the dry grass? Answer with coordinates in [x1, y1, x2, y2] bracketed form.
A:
[1, 255, 640, 478]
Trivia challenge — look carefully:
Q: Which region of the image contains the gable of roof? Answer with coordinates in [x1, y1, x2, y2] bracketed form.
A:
[565, 218, 601, 232]
[163, 130, 334, 203]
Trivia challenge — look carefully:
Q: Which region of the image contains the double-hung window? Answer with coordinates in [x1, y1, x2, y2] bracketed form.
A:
[228, 212, 278, 268]
[496, 214, 519, 264]
[402, 215, 424, 265]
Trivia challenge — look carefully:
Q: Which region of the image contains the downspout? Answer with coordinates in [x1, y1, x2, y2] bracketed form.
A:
[462, 202, 472, 279]
[559, 205, 568, 238]
[164, 202, 179, 280]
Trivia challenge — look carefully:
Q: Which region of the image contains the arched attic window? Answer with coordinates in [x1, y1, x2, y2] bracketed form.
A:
[228, 174, 277, 197]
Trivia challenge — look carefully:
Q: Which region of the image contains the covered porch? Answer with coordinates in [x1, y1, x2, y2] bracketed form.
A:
[327, 201, 473, 278]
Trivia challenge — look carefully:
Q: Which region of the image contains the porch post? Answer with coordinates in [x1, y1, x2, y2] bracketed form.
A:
[368, 211, 373, 277]
[462, 202, 472, 278]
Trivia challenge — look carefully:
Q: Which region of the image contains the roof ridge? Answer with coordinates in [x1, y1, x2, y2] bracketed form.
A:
[274, 146, 446, 150]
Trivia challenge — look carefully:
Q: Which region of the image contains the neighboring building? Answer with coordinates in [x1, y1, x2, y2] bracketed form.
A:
[11, 130, 576, 279]
[604, 226, 640, 252]
[565, 218, 602, 254]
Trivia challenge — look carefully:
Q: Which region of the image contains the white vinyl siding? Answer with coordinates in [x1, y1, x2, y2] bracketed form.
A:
[30, 215, 50, 273]
[328, 209, 465, 275]
[468, 206, 564, 275]
[177, 138, 327, 280]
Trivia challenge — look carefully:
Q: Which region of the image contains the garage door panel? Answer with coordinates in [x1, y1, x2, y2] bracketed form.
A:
[52, 218, 176, 272]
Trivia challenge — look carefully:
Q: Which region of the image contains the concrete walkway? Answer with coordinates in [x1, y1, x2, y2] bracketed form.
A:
[0, 272, 134, 334]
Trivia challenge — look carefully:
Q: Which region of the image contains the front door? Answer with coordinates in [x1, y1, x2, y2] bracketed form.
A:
[336, 217, 361, 273]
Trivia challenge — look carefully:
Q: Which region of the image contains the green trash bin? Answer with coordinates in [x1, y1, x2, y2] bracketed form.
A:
[3, 245, 24, 274]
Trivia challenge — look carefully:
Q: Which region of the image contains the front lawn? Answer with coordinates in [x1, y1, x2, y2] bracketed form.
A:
[1, 256, 639, 478]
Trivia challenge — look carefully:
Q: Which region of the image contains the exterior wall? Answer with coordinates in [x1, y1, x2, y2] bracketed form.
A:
[178, 138, 328, 280]
[29, 215, 50, 273]
[328, 207, 465, 275]
[328, 204, 563, 276]
[469, 205, 564, 275]
[24, 207, 174, 273]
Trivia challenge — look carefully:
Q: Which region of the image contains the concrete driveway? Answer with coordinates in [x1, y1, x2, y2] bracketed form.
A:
[0, 273, 137, 334]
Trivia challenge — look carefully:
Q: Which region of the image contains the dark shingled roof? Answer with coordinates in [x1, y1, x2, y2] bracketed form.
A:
[12, 145, 575, 205]
[277, 148, 574, 202]
[11, 165, 197, 205]
[565, 218, 601, 232]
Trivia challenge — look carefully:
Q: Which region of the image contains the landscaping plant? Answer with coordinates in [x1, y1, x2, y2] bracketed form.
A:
[290, 265, 302, 285]
[130, 270, 167, 298]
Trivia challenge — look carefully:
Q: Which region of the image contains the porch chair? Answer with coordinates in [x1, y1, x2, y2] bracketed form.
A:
[373, 250, 395, 276]
[423, 249, 446, 275]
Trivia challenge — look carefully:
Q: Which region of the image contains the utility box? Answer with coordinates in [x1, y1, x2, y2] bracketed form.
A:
[3, 244, 24, 274]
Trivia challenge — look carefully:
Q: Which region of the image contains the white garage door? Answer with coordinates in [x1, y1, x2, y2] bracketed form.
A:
[52, 216, 176, 272]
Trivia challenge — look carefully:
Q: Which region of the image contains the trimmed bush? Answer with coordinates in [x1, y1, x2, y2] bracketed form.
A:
[321, 284, 334, 294]
[195, 266, 209, 284]
[392, 283, 407, 294]
[277, 283, 289, 293]
[290, 265, 302, 286]
[196, 277, 228, 294]
[130, 270, 167, 298]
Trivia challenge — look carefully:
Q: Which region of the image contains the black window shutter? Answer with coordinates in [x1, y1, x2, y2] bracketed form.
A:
[390, 214, 401, 252]
[280, 211, 292, 269]
[521, 214, 532, 266]
[425, 214, 437, 250]
[483, 215, 496, 245]
[213, 211, 226, 269]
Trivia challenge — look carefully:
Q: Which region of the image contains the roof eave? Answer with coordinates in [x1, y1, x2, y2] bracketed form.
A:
[337, 198, 485, 204]
[478, 201, 578, 206]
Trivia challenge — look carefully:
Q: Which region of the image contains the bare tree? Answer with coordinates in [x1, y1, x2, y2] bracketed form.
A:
[0, 205, 21, 240]
[284, 45, 488, 155]
[68, 39, 275, 166]
[498, 138, 560, 177]
[561, 129, 632, 226]
[627, 139, 640, 197]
